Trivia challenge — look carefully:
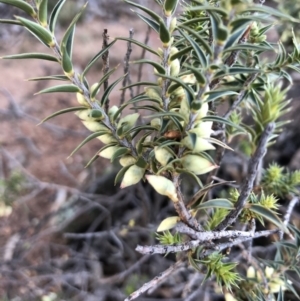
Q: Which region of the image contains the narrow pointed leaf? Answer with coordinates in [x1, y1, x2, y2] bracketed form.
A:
[116, 37, 159, 56]
[38, 0, 48, 26]
[205, 90, 238, 102]
[28, 75, 69, 81]
[120, 81, 158, 90]
[131, 59, 165, 75]
[1, 53, 58, 62]
[179, 25, 212, 56]
[49, 0, 66, 33]
[249, 204, 289, 233]
[91, 66, 119, 99]
[114, 164, 133, 185]
[201, 115, 244, 132]
[85, 150, 101, 168]
[39, 106, 86, 123]
[35, 84, 81, 94]
[196, 199, 234, 210]
[16, 16, 54, 46]
[178, 28, 208, 68]
[60, 3, 87, 50]
[170, 46, 193, 61]
[245, 5, 300, 22]
[176, 168, 203, 187]
[70, 131, 108, 157]
[0, 0, 36, 17]
[101, 75, 127, 106]
[82, 40, 116, 78]
[135, 12, 159, 33]
[110, 147, 129, 162]
[188, 4, 228, 17]
[124, 0, 162, 22]
[0, 19, 21, 25]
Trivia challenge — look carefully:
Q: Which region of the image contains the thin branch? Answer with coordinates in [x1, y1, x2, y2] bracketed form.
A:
[173, 174, 203, 231]
[124, 260, 186, 301]
[136, 25, 151, 96]
[136, 229, 278, 255]
[215, 122, 276, 231]
[279, 195, 299, 239]
[102, 28, 110, 113]
[120, 28, 134, 106]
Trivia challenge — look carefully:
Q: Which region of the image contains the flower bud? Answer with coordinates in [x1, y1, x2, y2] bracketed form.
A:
[145, 87, 162, 102]
[76, 109, 102, 121]
[181, 154, 218, 175]
[150, 118, 162, 130]
[154, 146, 174, 166]
[169, 17, 177, 34]
[119, 155, 136, 167]
[97, 134, 117, 144]
[120, 164, 145, 188]
[108, 105, 119, 120]
[82, 120, 108, 132]
[157, 216, 179, 232]
[76, 92, 89, 107]
[117, 113, 140, 133]
[170, 59, 180, 76]
[90, 82, 100, 94]
[195, 102, 209, 120]
[180, 73, 196, 84]
[146, 175, 178, 202]
[190, 121, 213, 138]
[182, 136, 215, 152]
[169, 47, 179, 62]
[98, 145, 119, 159]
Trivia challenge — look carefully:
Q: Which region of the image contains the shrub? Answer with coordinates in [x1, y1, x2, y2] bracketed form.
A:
[1, 0, 300, 300]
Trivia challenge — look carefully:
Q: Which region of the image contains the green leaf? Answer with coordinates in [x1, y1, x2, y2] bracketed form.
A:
[35, 84, 81, 94]
[85, 150, 101, 168]
[90, 66, 119, 99]
[49, 0, 66, 33]
[196, 199, 234, 210]
[223, 44, 271, 53]
[0, 0, 36, 17]
[201, 115, 245, 132]
[0, 19, 21, 25]
[115, 37, 159, 57]
[183, 64, 206, 85]
[110, 147, 129, 162]
[131, 59, 165, 75]
[60, 3, 87, 51]
[70, 131, 108, 157]
[224, 26, 247, 50]
[114, 164, 133, 185]
[39, 106, 87, 124]
[38, 0, 48, 26]
[188, 4, 228, 17]
[27, 75, 69, 81]
[178, 28, 208, 68]
[159, 19, 170, 45]
[135, 12, 159, 33]
[124, 0, 162, 22]
[249, 204, 289, 233]
[100, 75, 126, 107]
[170, 45, 193, 61]
[245, 5, 300, 23]
[81, 40, 116, 78]
[160, 74, 195, 100]
[120, 81, 158, 90]
[0, 53, 58, 62]
[176, 168, 203, 188]
[205, 90, 238, 102]
[16, 16, 54, 47]
[178, 25, 212, 56]
[61, 25, 75, 74]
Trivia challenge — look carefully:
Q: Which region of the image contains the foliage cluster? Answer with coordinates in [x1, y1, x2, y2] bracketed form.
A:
[1, 0, 300, 300]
